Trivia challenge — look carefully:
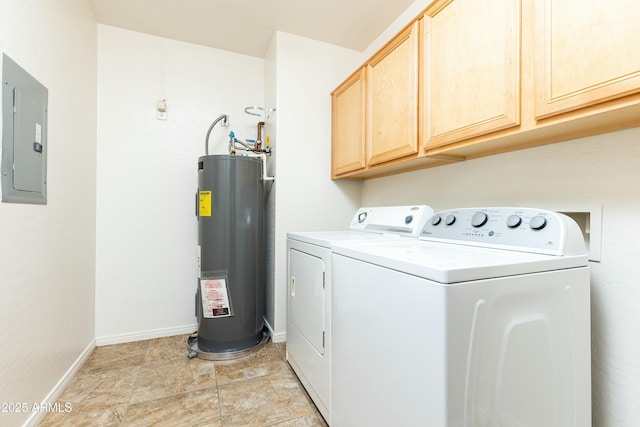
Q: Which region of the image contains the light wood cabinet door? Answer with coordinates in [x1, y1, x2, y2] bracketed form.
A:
[367, 21, 419, 166]
[331, 68, 366, 177]
[424, 0, 520, 149]
[535, 0, 640, 119]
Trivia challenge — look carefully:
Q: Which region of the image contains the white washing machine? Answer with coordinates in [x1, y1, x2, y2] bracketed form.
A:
[286, 205, 434, 423]
[331, 207, 591, 427]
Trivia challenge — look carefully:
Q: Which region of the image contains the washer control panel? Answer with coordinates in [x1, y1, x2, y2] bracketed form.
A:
[349, 205, 434, 237]
[421, 207, 584, 255]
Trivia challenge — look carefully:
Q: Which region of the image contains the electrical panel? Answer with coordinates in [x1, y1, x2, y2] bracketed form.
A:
[1, 53, 48, 205]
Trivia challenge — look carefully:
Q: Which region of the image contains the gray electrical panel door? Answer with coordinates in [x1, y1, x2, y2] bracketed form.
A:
[2, 53, 48, 204]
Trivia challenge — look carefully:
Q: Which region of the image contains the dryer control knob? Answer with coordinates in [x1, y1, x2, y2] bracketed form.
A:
[471, 212, 488, 227]
[357, 211, 367, 223]
[529, 215, 547, 230]
[506, 215, 522, 228]
[431, 215, 442, 226]
[445, 214, 456, 226]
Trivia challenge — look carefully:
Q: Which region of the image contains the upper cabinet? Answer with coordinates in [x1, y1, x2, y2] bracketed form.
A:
[367, 21, 420, 166]
[331, 68, 366, 177]
[423, 0, 521, 149]
[331, 0, 640, 179]
[332, 21, 452, 179]
[534, 0, 640, 119]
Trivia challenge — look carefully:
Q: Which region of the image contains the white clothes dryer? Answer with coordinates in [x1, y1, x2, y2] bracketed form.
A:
[286, 205, 434, 423]
[331, 207, 591, 427]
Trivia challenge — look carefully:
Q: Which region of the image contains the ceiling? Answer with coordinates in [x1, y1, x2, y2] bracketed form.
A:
[87, 0, 417, 58]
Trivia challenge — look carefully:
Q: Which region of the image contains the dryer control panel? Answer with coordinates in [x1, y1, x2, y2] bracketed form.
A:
[421, 207, 586, 256]
[349, 205, 434, 237]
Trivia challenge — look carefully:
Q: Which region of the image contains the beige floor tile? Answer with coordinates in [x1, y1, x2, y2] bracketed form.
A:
[129, 357, 217, 404]
[55, 365, 140, 412]
[274, 341, 287, 359]
[218, 372, 315, 426]
[215, 343, 290, 387]
[123, 388, 221, 426]
[282, 364, 329, 427]
[80, 340, 149, 373]
[144, 334, 192, 364]
[270, 413, 328, 427]
[38, 335, 326, 427]
[39, 404, 126, 427]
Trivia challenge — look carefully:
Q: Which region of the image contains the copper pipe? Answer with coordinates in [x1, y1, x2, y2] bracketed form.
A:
[256, 121, 265, 150]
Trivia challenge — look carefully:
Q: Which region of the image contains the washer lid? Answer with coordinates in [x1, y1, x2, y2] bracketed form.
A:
[331, 239, 588, 284]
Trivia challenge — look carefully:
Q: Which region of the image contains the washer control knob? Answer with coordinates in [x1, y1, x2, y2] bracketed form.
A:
[445, 214, 456, 226]
[405, 215, 413, 224]
[357, 211, 367, 223]
[471, 212, 488, 227]
[430, 215, 442, 226]
[529, 215, 547, 230]
[506, 214, 522, 228]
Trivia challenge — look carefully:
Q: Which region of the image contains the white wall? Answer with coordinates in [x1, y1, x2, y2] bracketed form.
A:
[0, 1, 97, 426]
[95, 25, 264, 343]
[94, 25, 364, 346]
[267, 32, 363, 338]
[361, 0, 431, 59]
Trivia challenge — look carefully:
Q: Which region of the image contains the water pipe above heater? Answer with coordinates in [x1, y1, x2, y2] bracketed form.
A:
[203, 111, 274, 182]
[204, 114, 229, 156]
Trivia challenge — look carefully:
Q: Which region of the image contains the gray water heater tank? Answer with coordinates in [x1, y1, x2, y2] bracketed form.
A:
[188, 154, 269, 359]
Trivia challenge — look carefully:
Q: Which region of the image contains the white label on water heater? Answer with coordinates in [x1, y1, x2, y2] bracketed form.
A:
[201, 278, 232, 318]
[35, 123, 42, 143]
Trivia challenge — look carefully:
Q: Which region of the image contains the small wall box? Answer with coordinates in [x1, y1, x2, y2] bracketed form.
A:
[1, 53, 48, 205]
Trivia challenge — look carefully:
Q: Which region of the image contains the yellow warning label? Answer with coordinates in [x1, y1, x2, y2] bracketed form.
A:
[199, 191, 212, 217]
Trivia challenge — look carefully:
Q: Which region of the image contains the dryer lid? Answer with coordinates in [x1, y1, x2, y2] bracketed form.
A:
[287, 205, 435, 247]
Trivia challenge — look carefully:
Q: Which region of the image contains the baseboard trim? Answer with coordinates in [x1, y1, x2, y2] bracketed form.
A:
[265, 319, 286, 343]
[24, 339, 96, 427]
[95, 323, 198, 346]
[95, 320, 283, 346]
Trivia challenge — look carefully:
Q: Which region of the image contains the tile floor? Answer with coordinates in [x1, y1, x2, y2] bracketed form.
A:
[39, 335, 327, 426]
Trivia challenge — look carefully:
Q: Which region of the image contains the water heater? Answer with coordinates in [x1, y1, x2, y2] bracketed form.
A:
[188, 154, 269, 359]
